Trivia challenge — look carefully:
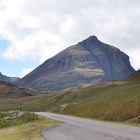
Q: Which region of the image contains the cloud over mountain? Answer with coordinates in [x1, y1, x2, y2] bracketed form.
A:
[0, 0, 140, 69]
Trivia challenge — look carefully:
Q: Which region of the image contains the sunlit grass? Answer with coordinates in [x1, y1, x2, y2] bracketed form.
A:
[0, 117, 57, 140]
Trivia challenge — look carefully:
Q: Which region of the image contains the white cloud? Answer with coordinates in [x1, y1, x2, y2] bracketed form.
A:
[20, 68, 33, 78]
[0, 0, 140, 69]
[128, 49, 140, 70]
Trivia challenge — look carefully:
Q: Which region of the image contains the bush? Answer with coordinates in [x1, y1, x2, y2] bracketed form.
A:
[19, 112, 38, 122]
[0, 112, 9, 119]
[0, 119, 21, 128]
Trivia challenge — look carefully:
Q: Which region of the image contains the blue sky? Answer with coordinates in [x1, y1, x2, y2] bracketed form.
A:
[0, 0, 140, 77]
[0, 37, 138, 78]
[0, 39, 39, 77]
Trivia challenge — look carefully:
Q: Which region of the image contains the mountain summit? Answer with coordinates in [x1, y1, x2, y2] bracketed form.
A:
[18, 36, 135, 91]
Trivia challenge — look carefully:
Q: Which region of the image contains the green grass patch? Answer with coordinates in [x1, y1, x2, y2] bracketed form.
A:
[0, 112, 38, 128]
[0, 117, 57, 140]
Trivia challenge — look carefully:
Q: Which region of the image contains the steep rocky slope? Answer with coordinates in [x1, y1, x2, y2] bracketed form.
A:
[18, 36, 135, 91]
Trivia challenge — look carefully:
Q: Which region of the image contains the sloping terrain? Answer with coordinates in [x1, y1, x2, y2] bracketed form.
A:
[18, 36, 135, 91]
[41, 70, 140, 122]
[0, 70, 139, 123]
[0, 81, 39, 99]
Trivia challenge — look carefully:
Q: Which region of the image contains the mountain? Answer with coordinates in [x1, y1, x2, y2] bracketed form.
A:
[18, 36, 135, 91]
[0, 72, 20, 83]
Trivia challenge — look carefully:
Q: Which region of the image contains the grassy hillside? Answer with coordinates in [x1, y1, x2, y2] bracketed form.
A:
[0, 70, 140, 123]
[54, 70, 140, 121]
[0, 81, 41, 99]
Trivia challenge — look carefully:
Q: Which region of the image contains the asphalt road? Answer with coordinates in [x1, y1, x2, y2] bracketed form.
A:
[37, 112, 140, 140]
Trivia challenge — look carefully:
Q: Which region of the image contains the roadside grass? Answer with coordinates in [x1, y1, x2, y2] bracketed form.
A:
[0, 112, 39, 128]
[0, 116, 57, 140]
[0, 112, 8, 118]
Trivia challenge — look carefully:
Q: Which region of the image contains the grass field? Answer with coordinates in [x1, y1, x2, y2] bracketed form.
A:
[0, 116, 57, 140]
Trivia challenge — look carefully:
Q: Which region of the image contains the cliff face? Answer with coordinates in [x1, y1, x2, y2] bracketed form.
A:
[18, 36, 135, 91]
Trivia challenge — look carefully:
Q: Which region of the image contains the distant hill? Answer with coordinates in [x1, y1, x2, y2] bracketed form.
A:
[18, 36, 135, 91]
[0, 80, 39, 99]
[0, 72, 20, 83]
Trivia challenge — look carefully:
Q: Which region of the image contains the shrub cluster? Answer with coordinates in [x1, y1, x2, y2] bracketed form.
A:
[19, 112, 38, 122]
[0, 112, 38, 128]
[0, 112, 8, 119]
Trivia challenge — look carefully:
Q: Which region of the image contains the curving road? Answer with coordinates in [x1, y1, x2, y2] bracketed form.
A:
[37, 112, 140, 140]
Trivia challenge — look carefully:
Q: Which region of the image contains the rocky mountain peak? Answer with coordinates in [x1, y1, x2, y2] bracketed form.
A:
[78, 35, 100, 46]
